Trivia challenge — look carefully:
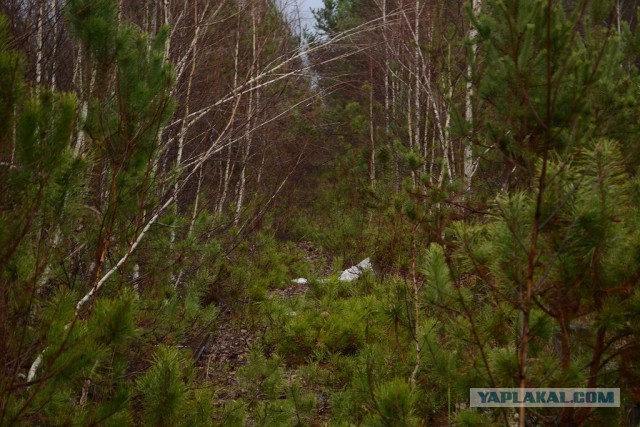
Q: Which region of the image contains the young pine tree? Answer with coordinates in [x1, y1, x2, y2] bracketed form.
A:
[418, 1, 640, 425]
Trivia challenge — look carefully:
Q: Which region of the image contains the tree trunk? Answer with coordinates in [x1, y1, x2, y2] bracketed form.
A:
[464, 0, 481, 193]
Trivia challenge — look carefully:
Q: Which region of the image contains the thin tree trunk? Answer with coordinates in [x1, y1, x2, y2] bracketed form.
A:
[163, 0, 172, 61]
[171, 0, 200, 243]
[463, 0, 481, 193]
[235, 2, 258, 225]
[409, 230, 420, 388]
[369, 58, 376, 190]
[188, 168, 203, 237]
[380, 0, 399, 189]
[50, 0, 59, 91]
[413, 0, 421, 157]
[35, 2, 44, 96]
[219, 10, 241, 214]
[218, 144, 235, 214]
[74, 44, 95, 156]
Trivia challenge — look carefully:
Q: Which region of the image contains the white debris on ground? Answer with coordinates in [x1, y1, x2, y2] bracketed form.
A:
[290, 257, 374, 285]
[339, 257, 373, 282]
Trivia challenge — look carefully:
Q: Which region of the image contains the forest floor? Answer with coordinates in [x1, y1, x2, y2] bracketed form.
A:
[197, 281, 310, 398]
[196, 242, 334, 425]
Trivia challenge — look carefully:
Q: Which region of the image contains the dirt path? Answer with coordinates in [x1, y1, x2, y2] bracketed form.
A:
[198, 281, 310, 374]
[194, 242, 333, 422]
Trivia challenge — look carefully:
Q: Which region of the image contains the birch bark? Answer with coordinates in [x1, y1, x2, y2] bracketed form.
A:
[235, 2, 259, 225]
[464, 0, 481, 192]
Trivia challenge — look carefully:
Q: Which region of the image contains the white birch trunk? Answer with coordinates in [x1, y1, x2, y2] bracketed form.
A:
[73, 44, 94, 156]
[171, 1, 201, 243]
[50, 0, 59, 90]
[35, 2, 44, 97]
[413, 0, 421, 155]
[464, 0, 481, 192]
[163, 0, 172, 61]
[218, 11, 241, 214]
[218, 144, 235, 214]
[235, 3, 258, 226]
[188, 168, 203, 237]
[369, 58, 376, 189]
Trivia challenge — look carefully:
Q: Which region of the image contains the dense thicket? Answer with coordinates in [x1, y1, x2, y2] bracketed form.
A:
[1, 0, 639, 425]
[0, 0, 315, 423]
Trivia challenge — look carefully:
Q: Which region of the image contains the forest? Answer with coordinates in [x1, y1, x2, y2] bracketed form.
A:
[1, 0, 640, 425]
